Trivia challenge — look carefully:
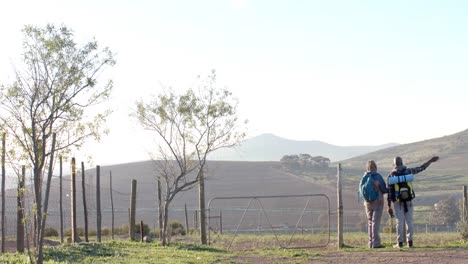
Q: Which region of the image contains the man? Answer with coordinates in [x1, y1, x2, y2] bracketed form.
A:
[387, 156, 439, 248]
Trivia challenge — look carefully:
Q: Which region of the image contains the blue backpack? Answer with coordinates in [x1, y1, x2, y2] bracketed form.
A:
[359, 172, 379, 202]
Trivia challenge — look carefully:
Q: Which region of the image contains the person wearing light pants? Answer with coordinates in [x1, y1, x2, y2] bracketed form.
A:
[393, 200, 414, 245]
[363, 160, 388, 248]
[387, 156, 439, 248]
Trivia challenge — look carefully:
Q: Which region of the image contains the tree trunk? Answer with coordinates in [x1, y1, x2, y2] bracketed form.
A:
[38, 133, 56, 264]
[157, 178, 163, 240]
[34, 166, 42, 248]
[162, 202, 169, 246]
[199, 171, 207, 244]
[17, 166, 25, 253]
[59, 156, 64, 243]
[82, 162, 89, 242]
[1, 133, 5, 253]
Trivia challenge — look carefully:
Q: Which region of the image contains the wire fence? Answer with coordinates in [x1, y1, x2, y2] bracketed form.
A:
[0, 169, 464, 252]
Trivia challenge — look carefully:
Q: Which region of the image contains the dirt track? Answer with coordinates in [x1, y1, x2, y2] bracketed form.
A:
[316, 249, 468, 264]
[234, 248, 468, 263]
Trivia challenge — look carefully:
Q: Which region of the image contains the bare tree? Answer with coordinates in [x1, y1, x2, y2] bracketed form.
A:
[0, 24, 114, 263]
[134, 70, 246, 245]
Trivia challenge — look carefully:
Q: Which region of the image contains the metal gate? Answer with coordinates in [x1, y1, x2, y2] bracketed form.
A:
[207, 194, 330, 250]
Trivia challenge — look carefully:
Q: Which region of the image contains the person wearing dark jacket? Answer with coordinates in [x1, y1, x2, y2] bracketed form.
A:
[387, 156, 439, 248]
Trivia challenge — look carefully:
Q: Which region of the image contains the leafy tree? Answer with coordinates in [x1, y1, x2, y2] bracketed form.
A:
[280, 154, 330, 172]
[431, 197, 461, 226]
[134, 70, 246, 245]
[0, 24, 114, 263]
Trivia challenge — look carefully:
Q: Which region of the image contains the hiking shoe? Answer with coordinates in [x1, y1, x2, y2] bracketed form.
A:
[407, 240, 413, 248]
[373, 245, 385, 248]
[393, 242, 403, 248]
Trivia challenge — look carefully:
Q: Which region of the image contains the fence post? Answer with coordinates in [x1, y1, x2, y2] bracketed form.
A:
[464, 185, 467, 221]
[184, 204, 189, 236]
[130, 179, 137, 240]
[96, 165, 102, 242]
[140, 220, 144, 242]
[71, 158, 78, 242]
[220, 211, 223, 234]
[194, 210, 199, 231]
[337, 163, 344, 249]
[59, 156, 64, 243]
[1, 133, 5, 253]
[82, 162, 89, 242]
[17, 165, 25, 253]
[110, 171, 115, 240]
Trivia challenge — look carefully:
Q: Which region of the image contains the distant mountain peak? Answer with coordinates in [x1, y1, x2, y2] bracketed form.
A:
[210, 133, 399, 162]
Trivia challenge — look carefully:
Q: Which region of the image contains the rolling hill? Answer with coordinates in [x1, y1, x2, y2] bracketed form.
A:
[339, 128, 468, 175]
[4, 129, 467, 235]
[209, 133, 398, 162]
[336, 128, 468, 196]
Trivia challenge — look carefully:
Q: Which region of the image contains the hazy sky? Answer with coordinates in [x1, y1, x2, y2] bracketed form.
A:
[0, 0, 467, 165]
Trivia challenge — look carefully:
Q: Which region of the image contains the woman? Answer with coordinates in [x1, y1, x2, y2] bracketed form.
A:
[362, 160, 388, 248]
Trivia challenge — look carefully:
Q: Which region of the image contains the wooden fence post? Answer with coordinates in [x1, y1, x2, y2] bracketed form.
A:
[96, 165, 102, 242]
[140, 220, 144, 242]
[194, 210, 198, 231]
[462, 185, 467, 220]
[130, 179, 137, 241]
[17, 165, 25, 253]
[82, 162, 89, 242]
[184, 204, 189, 236]
[1, 133, 5, 253]
[59, 156, 64, 243]
[71, 158, 77, 242]
[220, 211, 223, 234]
[337, 163, 344, 249]
[110, 171, 114, 240]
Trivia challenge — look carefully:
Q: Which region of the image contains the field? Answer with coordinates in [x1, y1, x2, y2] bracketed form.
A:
[2, 160, 466, 263]
[1, 233, 467, 263]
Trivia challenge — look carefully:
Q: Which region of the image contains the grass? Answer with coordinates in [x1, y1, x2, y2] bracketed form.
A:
[341, 231, 465, 249]
[0, 233, 466, 263]
[1, 240, 233, 264]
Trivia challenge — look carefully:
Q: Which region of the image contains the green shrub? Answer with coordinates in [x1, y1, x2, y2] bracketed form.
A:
[135, 223, 150, 236]
[64, 227, 92, 237]
[149, 230, 160, 238]
[188, 228, 197, 235]
[102, 228, 111, 236]
[457, 219, 468, 241]
[111, 224, 150, 236]
[44, 227, 58, 237]
[169, 221, 186, 236]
